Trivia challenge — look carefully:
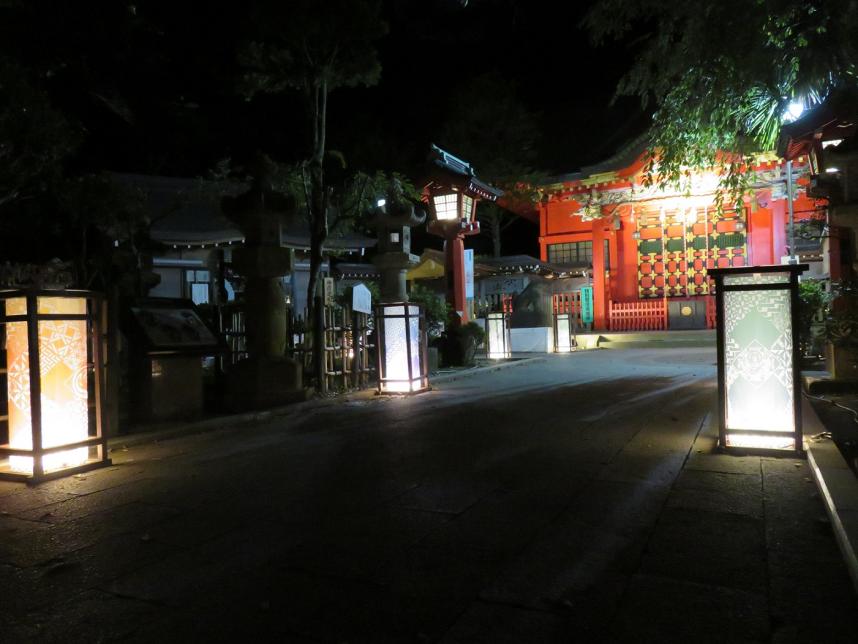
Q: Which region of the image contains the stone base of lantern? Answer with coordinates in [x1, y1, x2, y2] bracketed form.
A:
[825, 343, 858, 380]
[223, 356, 307, 412]
[0, 457, 114, 485]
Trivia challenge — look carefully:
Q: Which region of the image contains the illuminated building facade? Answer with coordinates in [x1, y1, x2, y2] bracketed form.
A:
[537, 139, 829, 330]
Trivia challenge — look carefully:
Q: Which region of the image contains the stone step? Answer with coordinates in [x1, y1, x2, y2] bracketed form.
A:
[578, 330, 716, 349]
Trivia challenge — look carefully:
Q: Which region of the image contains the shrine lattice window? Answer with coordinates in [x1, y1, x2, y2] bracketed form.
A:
[636, 207, 746, 298]
[547, 241, 592, 265]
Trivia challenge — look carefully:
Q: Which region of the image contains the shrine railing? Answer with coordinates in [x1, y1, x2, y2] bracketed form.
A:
[552, 292, 590, 331]
[552, 292, 579, 315]
[608, 299, 668, 331]
[474, 293, 513, 317]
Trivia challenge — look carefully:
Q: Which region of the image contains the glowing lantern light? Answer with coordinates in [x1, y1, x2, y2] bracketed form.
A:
[554, 311, 576, 353]
[1, 290, 110, 482]
[374, 302, 429, 394]
[709, 265, 807, 452]
[425, 145, 502, 326]
[485, 312, 511, 360]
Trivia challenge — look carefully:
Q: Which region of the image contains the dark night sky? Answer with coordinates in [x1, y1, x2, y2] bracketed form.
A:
[1, 0, 648, 256]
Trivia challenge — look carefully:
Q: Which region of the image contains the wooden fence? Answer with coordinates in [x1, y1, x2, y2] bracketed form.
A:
[552, 292, 590, 331]
[322, 305, 374, 391]
[217, 303, 374, 392]
[608, 297, 716, 331]
[473, 293, 513, 318]
[608, 299, 668, 331]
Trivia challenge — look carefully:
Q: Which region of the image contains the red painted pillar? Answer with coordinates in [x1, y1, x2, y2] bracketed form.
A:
[771, 201, 788, 260]
[445, 235, 469, 324]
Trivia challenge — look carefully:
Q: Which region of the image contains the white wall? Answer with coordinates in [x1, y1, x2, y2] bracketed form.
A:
[510, 327, 554, 353]
[150, 267, 183, 298]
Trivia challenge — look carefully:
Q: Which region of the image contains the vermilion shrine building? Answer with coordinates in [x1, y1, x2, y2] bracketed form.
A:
[536, 140, 830, 331]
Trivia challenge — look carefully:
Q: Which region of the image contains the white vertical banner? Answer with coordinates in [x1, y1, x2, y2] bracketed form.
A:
[464, 249, 474, 299]
[323, 277, 335, 306]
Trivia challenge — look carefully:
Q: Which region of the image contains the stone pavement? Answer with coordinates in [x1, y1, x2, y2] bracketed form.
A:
[1, 348, 856, 643]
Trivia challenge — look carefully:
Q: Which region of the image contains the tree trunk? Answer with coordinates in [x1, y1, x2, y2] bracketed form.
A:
[305, 79, 329, 393]
[490, 211, 502, 258]
[307, 230, 325, 393]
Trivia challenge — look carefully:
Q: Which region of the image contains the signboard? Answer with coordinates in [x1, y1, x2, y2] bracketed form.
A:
[352, 283, 372, 314]
[464, 249, 474, 299]
[580, 286, 594, 325]
[323, 277, 335, 306]
[129, 303, 220, 350]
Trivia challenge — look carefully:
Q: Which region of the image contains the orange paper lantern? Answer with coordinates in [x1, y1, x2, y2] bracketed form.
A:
[1, 290, 110, 482]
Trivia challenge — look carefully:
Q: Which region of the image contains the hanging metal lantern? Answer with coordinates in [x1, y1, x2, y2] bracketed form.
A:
[0, 289, 110, 482]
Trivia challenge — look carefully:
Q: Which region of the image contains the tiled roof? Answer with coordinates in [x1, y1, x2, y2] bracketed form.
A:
[112, 173, 376, 250]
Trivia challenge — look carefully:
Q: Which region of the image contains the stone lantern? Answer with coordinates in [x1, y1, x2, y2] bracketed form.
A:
[221, 155, 303, 409]
[371, 179, 430, 394]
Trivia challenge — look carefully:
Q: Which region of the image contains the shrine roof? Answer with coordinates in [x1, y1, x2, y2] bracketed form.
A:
[578, 133, 649, 178]
[112, 173, 376, 250]
[541, 132, 649, 190]
[478, 254, 584, 277]
[331, 262, 379, 279]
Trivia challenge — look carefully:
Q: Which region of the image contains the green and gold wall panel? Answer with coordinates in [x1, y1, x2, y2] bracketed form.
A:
[636, 207, 746, 299]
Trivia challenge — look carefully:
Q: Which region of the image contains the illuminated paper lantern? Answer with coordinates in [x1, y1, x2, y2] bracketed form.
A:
[374, 303, 429, 394]
[709, 265, 807, 452]
[1, 290, 110, 481]
[553, 311, 576, 353]
[485, 312, 511, 360]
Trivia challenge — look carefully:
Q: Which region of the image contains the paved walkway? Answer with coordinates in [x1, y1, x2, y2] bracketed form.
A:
[1, 349, 856, 643]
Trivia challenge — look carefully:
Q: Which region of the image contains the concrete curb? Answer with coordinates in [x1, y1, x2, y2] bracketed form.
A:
[108, 393, 364, 450]
[804, 400, 858, 594]
[430, 355, 547, 385]
[109, 354, 547, 450]
[802, 373, 858, 396]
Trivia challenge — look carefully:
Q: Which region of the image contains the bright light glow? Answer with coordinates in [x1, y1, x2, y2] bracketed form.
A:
[381, 304, 424, 393]
[462, 195, 474, 222]
[822, 139, 843, 149]
[674, 208, 697, 225]
[433, 193, 459, 221]
[726, 433, 796, 450]
[784, 100, 805, 122]
[722, 273, 796, 450]
[555, 313, 573, 353]
[7, 297, 89, 473]
[486, 313, 510, 360]
[825, 167, 840, 174]
[377, 198, 386, 208]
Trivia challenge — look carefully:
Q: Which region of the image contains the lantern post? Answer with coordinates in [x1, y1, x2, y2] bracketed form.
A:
[485, 311, 511, 359]
[371, 179, 430, 395]
[709, 265, 807, 452]
[424, 145, 503, 326]
[553, 309, 577, 353]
